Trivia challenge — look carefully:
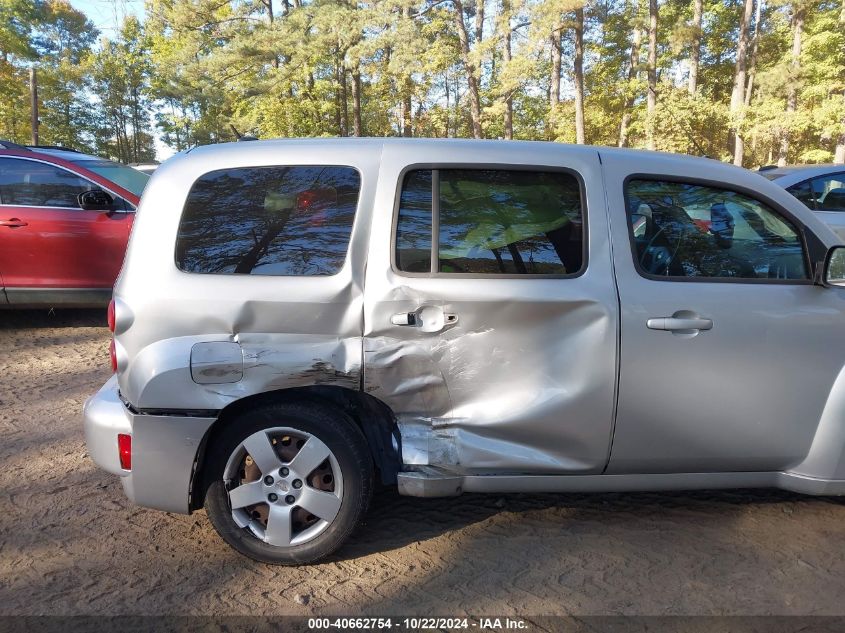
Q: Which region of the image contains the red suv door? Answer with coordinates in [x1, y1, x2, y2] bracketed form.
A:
[0, 156, 133, 304]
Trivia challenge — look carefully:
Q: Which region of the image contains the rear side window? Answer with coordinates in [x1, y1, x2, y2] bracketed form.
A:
[789, 173, 845, 212]
[395, 170, 433, 273]
[786, 180, 817, 209]
[176, 166, 360, 276]
[626, 179, 808, 280]
[395, 168, 584, 275]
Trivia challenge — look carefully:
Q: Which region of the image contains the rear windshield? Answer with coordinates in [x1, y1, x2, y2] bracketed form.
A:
[175, 165, 360, 276]
[75, 159, 149, 197]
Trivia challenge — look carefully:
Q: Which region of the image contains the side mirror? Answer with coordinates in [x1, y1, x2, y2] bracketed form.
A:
[821, 245, 845, 287]
[78, 189, 115, 211]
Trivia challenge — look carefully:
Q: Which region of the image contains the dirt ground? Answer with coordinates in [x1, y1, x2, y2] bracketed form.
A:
[1, 309, 844, 617]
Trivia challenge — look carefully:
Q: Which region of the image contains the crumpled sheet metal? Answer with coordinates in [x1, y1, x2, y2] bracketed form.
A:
[363, 295, 617, 475]
[119, 288, 364, 411]
[124, 333, 361, 411]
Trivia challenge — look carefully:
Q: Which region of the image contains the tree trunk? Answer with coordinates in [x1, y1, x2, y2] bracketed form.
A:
[574, 8, 585, 144]
[745, 0, 763, 107]
[549, 27, 562, 139]
[550, 28, 562, 106]
[444, 71, 451, 137]
[402, 89, 413, 137]
[688, 0, 702, 95]
[29, 67, 38, 146]
[619, 13, 642, 147]
[730, 0, 754, 166]
[401, 7, 413, 137]
[646, 0, 657, 150]
[778, 5, 803, 167]
[835, 99, 845, 163]
[263, 0, 279, 68]
[474, 0, 484, 44]
[501, 0, 513, 140]
[337, 63, 348, 137]
[351, 68, 363, 137]
[835, 1, 845, 164]
[453, 0, 483, 138]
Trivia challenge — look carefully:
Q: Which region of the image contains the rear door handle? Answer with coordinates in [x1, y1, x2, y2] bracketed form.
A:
[647, 317, 713, 332]
[391, 312, 417, 326]
[0, 218, 28, 227]
[391, 306, 458, 332]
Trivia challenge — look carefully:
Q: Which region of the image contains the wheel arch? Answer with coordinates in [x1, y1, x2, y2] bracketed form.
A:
[189, 386, 401, 511]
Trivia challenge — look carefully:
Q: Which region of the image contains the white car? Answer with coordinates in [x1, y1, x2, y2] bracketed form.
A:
[761, 165, 845, 239]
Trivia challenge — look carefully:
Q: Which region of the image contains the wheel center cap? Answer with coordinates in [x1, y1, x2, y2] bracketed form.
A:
[276, 480, 290, 492]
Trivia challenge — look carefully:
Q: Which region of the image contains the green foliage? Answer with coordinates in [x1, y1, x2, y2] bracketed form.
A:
[0, 0, 842, 166]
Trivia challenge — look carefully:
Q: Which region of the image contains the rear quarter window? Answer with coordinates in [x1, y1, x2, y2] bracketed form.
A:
[175, 165, 360, 276]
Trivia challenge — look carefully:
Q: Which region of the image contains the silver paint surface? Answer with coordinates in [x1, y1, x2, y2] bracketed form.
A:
[83, 138, 845, 514]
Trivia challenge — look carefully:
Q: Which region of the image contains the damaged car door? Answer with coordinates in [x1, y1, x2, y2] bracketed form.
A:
[363, 144, 619, 474]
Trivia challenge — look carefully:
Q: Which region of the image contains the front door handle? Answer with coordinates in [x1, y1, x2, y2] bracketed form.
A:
[0, 218, 28, 227]
[647, 315, 713, 332]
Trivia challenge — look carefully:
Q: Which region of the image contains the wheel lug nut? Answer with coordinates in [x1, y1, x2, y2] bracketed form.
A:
[280, 467, 289, 477]
[285, 495, 295, 505]
[292, 479, 302, 489]
[268, 493, 278, 502]
[264, 475, 274, 485]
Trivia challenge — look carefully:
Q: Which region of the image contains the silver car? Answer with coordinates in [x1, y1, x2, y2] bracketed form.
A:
[84, 139, 845, 565]
[760, 165, 845, 239]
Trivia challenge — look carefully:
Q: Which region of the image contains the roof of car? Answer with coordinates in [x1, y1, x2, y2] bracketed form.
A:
[28, 147, 107, 163]
[0, 143, 109, 163]
[182, 136, 731, 170]
[759, 164, 845, 185]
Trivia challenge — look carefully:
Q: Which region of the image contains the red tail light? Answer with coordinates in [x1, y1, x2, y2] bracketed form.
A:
[109, 339, 117, 373]
[117, 434, 132, 470]
[107, 299, 115, 332]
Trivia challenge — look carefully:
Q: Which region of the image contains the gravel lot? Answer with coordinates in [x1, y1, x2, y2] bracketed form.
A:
[1, 309, 844, 617]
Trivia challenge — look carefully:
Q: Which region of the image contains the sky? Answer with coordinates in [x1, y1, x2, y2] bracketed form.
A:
[68, 0, 176, 160]
[68, 0, 145, 37]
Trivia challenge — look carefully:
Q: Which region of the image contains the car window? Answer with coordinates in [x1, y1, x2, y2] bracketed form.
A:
[395, 170, 433, 273]
[74, 159, 149, 197]
[626, 179, 808, 281]
[395, 168, 584, 275]
[810, 174, 845, 211]
[175, 165, 360, 276]
[0, 157, 102, 208]
[786, 179, 816, 210]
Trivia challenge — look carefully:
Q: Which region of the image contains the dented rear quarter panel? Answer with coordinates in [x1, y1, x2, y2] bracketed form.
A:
[115, 140, 382, 409]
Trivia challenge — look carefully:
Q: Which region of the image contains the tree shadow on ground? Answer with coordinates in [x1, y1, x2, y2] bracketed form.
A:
[0, 308, 106, 330]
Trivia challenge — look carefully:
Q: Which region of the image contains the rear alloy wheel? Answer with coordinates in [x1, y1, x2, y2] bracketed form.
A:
[205, 403, 373, 565]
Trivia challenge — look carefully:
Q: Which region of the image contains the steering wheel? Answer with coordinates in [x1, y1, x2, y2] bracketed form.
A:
[638, 226, 672, 275]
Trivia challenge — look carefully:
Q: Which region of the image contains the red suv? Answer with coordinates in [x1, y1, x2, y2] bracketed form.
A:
[0, 141, 149, 307]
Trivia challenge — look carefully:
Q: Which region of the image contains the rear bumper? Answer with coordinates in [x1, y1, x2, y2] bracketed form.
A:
[83, 376, 216, 514]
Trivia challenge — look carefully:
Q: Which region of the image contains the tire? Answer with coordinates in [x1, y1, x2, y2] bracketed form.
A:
[204, 401, 373, 565]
